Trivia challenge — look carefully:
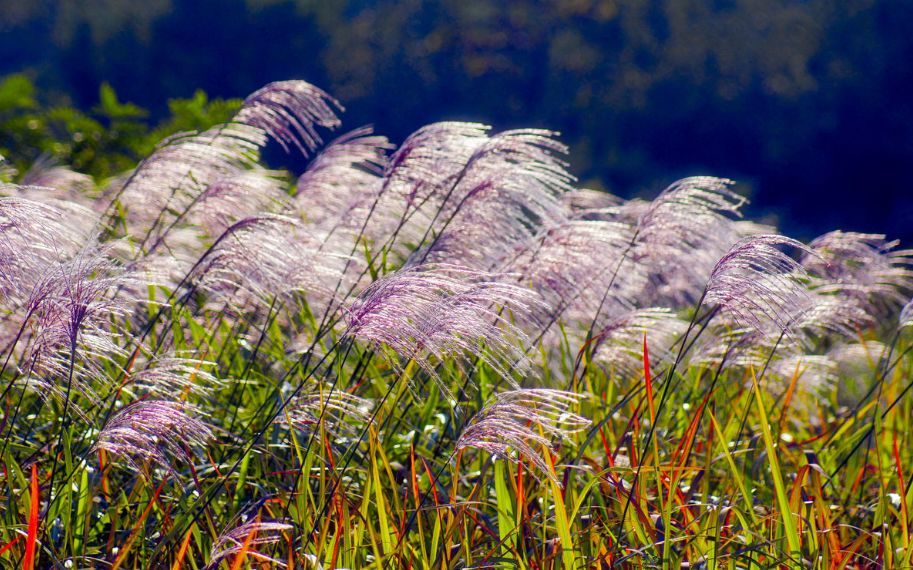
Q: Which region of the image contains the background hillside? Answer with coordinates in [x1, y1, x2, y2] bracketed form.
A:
[1, 0, 912, 241]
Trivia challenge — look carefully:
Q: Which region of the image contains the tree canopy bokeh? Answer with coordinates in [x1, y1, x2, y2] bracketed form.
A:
[1, 0, 911, 241]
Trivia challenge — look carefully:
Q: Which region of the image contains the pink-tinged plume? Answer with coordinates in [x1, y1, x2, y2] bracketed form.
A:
[803, 231, 913, 316]
[593, 308, 687, 378]
[415, 129, 572, 270]
[205, 515, 293, 570]
[704, 235, 813, 335]
[189, 169, 290, 237]
[119, 124, 264, 233]
[235, 80, 342, 155]
[196, 215, 345, 311]
[632, 177, 750, 306]
[344, 264, 538, 387]
[456, 389, 589, 481]
[383, 121, 489, 207]
[279, 385, 372, 440]
[96, 400, 213, 473]
[502, 219, 640, 334]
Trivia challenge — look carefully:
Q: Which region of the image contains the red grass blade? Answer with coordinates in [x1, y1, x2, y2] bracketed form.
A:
[0, 535, 21, 558]
[24, 463, 39, 570]
[643, 333, 655, 424]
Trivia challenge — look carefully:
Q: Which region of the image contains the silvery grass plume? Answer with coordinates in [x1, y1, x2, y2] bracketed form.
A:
[362, 122, 491, 263]
[415, 129, 573, 270]
[383, 121, 489, 207]
[293, 128, 399, 286]
[632, 177, 751, 306]
[803, 231, 913, 315]
[593, 308, 688, 378]
[828, 341, 888, 376]
[113, 227, 201, 300]
[901, 299, 913, 330]
[196, 215, 346, 312]
[5, 184, 99, 240]
[235, 79, 342, 156]
[502, 219, 641, 337]
[124, 354, 223, 398]
[688, 323, 766, 370]
[205, 514, 294, 570]
[21, 242, 134, 412]
[560, 188, 624, 218]
[702, 291, 875, 369]
[0, 195, 96, 308]
[21, 156, 95, 196]
[344, 264, 539, 389]
[278, 385, 372, 440]
[827, 341, 889, 406]
[96, 400, 213, 474]
[786, 294, 873, 349]
[188, 168, 290, 237]
[119, 123, 265, 234]
[702, 293, 875, 372]
[295, 127, 390, 223]
[455, 389, 589, 481]
[770, 354, 839, 398]
[704, 234, 814, 335]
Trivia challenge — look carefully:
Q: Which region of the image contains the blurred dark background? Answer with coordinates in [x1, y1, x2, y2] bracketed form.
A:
[1, 0, 912, 242]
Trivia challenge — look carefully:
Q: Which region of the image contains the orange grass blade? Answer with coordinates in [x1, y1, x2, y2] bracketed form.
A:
[229, 519, 259, 570]
[778, 359, 803, 431]
[410, 446, 421, 509]
[672, 390, 711, 470]
[170, 525, 195, 570]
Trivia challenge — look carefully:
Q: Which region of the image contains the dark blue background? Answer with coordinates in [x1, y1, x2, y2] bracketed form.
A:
[2, 0, 911, 243]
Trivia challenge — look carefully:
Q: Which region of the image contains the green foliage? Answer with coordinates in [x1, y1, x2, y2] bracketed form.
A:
[0, 74, 241, 180]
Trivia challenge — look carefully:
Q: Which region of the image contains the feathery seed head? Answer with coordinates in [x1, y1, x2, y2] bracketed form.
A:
[804, 231, 913, 315]
[633, 177, 750, 305]
[197, 215, 345, 310]
[236, 80, 342, 155]
[901, 299, 913, 330]
[190, 169, 289, 237]
[705, 234, 813, 335]
[383, 122, 490, 204]
[120, 124, 264, 232]
[96, 400, 213, 474]
[206, 512, 293, 570]
[456, 389, 589, 481]
[125, 355, 223, 398]
[345, 264, 538, 386]
[279, 386, 372, 440]
[594, 308, 688, 378]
